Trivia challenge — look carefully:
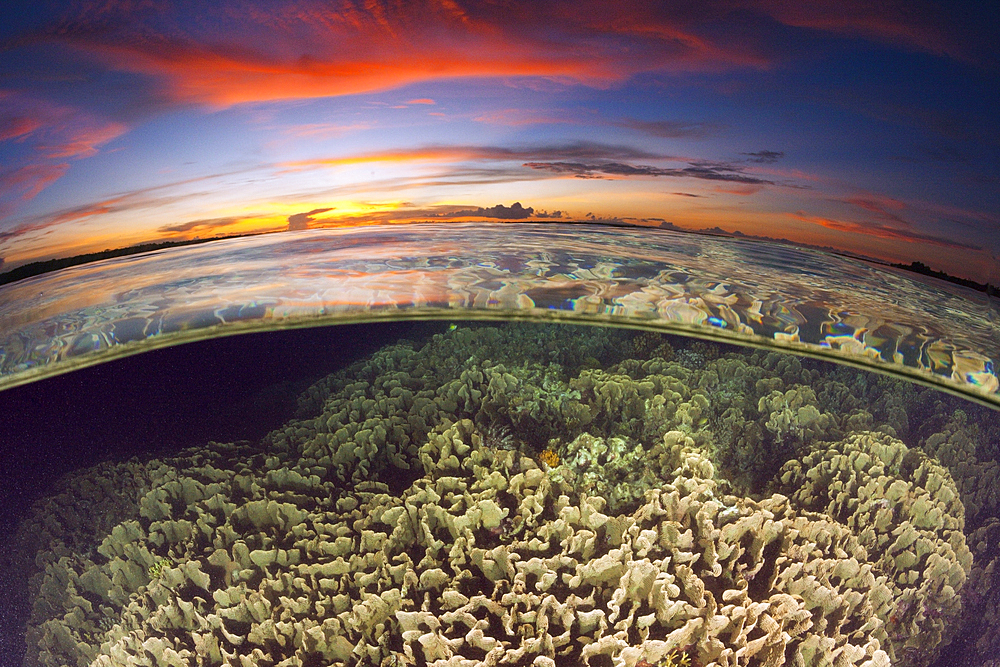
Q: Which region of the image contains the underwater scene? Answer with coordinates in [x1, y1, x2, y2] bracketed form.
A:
[3, 318, 1000, 667]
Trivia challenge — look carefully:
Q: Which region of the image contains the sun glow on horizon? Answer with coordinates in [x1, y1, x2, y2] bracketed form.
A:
[0, 0, 995, 281]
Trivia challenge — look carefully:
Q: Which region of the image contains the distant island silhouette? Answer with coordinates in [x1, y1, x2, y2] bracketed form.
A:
[0, 236, 256, 287]
[887, 261, 999, 298]
[0, 223, 995, 298]
[656, 222, 999, 298]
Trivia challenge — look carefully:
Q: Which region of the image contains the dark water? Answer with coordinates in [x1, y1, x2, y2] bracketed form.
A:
[2, 321, 999, 667]
[0, 323, 421, 533]
[0, 321, 421, 664]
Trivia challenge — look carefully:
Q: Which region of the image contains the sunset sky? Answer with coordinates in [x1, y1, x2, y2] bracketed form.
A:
[0, 0, 997, 281]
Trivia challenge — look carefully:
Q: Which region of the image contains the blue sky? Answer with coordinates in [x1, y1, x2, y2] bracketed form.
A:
[0, 0, 997, 281]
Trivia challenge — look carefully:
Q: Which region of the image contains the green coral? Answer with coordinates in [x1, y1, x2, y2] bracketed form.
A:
[662, 649, 693, 667]
[146, 557, 170, 580]
[558, 432, 652, 512]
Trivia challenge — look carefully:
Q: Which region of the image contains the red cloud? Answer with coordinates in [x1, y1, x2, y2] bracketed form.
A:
[0, 91, 128, 216]
[741, 0, 957, 58]
[843, 193, 908, 225]
[40, 122, 128, 159]
[40, 1, 963, 111]
[0, 163, 69, 203]
[0, 91, 126, 155]
[0, 194, 124, 248]
[790, 211, 980, 250]
[61, 39, 628, 108]
[48, 1, 782, 108]
[45, 197, 126, 226]
[0, 116, 44, 142]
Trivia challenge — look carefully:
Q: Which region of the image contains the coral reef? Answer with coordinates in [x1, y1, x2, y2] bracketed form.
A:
[916, 409, 1000, 664]
[771, 432, 971, 667]
[920, 410, 1000, 531]
[19, 424, 902, 667]
[6, 323, 1000, 667]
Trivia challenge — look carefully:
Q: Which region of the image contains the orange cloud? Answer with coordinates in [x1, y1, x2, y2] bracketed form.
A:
[277, 147, 473, 171]
[405, 98, 435, 105]
[156, 216, 247, 236]
[713, 184, 764, 196]
[790, 211, 980, 250]
[277, 142, 667, 172]
[49, 1, 782, 108]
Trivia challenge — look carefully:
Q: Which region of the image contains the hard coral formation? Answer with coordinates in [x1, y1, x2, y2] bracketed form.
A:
[920, 410, 1000, 531]
[917, 409, 1000, 664]
[20, 424, 899, 667]
[7, 324, 1000, 667]
[772, 432, 971, 667]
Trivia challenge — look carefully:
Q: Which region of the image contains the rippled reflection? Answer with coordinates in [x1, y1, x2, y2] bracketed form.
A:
[0, 223, 996, 404]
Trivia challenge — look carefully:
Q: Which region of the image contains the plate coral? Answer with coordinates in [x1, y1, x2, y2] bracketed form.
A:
[6, 324, 1000, 667]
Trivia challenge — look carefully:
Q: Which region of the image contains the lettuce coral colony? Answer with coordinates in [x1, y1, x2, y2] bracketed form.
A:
[5, 323, 999, 667]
